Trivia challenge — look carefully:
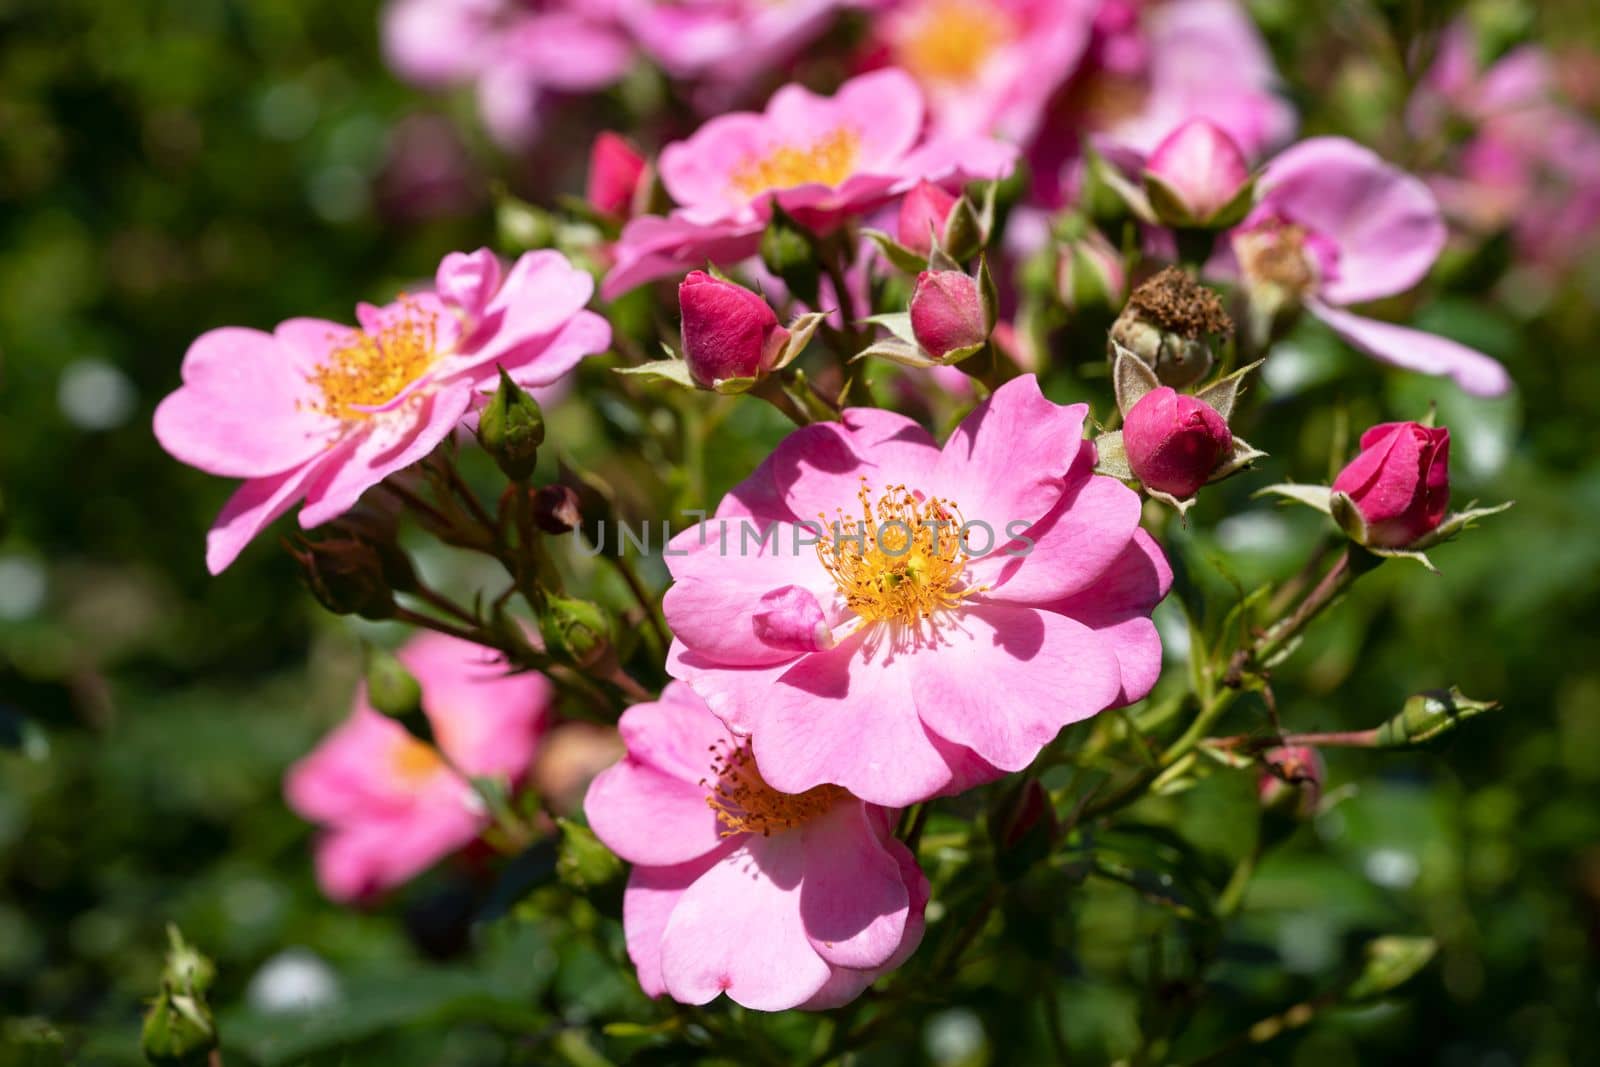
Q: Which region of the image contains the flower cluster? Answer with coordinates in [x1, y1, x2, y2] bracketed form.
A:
[149, 0, 1537, 1040]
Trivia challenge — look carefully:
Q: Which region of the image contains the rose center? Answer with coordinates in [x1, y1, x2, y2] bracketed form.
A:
[729, 128, 861, 199]
[896, 0, 1014, 83]
[389, 735, 446, 787]
[816, 480, 974, 625]
[703, 740, 845, 837]
[306, 297, 442, 421]
[1235, 220, 1319, 297]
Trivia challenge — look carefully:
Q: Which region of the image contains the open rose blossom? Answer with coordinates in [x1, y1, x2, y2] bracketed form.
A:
[154, 249, 610, 573]
[663, 375, 1171, 807]
[585, 683, 927, 1010]
[621, 0, 883, 91]
[601, 68, 1018, 297]
[1331, 422, 1451, 548]
[285, 633, 552, 901]
[1226, 137, 1510, 396]
[382, 0, 633, 148]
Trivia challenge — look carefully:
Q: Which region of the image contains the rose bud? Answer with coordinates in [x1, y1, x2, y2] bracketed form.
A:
[1258, 745, 1324, 819]
[1123, 386, 1233, 498]
[1057, 230, 1126, 313]
[585, 132, 647, 219]
[1331, 422, 1450, 548]
[910, 268, 994, 362]
[1143, 118, 1253, 228]
[678, 270, 790, 389]
[897, 180, 960, 257]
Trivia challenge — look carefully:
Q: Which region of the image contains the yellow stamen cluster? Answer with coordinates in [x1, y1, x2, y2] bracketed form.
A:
[389, 735, 445, 787]
[305, 296, 441, 421]
[703, 741, 845, 837]
[816, 480, 974, 626]
[896, 0, 1013, 83]
[1236, 220, 1318, 296]
[729, 128, 861, 199]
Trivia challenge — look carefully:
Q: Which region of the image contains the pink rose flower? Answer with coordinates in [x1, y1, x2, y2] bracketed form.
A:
[663, 375, 1171, 807]
[602, 68, 1018, 297]
[1225, 137, 1511, 396]
[909, 269, 991, 360]
[382, 0, 633, 148]
[875, 0, 1098, 144]
[285, 633, 552, 901]
[1331, 421, 1451, 548]
[679, 270, 790, 388]
[154, 249, 610, 573]
[587, 131, 648, 218]
[1123, 386, 1232, 498]
[621, 0, 884, 91]
[584, 683, 927, 1010]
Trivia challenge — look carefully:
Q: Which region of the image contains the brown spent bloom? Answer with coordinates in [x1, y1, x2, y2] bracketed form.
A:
[1127, 267, 1233, 340]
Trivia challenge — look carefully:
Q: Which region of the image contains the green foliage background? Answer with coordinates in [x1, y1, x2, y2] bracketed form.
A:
[2, 0, 1599, 1063]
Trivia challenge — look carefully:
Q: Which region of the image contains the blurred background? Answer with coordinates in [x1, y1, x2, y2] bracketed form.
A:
[2, 0, 1599, 1063]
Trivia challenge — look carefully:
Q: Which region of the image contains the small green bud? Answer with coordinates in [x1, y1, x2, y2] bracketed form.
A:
[759, 203, 820, 307]
[1375, 688, 1499, 748]
[162, 924, 216, 995]
[556, 818, 624, 894]
[1345, 936, 1437, 1002]
[477, 368, 546, 482]
[538, 595, 612, 669]
[141, 987, 216, 1067]
[362, 643, 434, 745]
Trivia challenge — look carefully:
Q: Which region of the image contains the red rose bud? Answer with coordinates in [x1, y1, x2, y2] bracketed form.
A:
[910, 268, 992, 361]
[897, 180, 960, 257]
[1143, 118, 1252, 227]
[1331, 422, 1450, 548]
[586, 132, 647, 218]
[1123, 386, 1232, 498]
[678, 270, 790, 389]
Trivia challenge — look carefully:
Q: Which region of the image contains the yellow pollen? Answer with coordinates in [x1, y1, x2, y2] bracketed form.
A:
[729, 128, 861, 199]
[390, 735, 445, 787]
[816, 480, 975, 626]
[702, 741, 845, 837]
[1236, 220, 1317, 296]
[305, 296, 441, 421]
[896, 0, 1014, 83]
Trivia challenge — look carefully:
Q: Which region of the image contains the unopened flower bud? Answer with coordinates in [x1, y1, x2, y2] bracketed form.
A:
[538, 595, 612, 670]
[477, 368, 546, 482]
[1257, 745, 1324, 818]
[585, 132, 647, 218]
[897, 180, 959, 258]
[1124, 386, 1233, 498]
[1375, 688, 1498, 748]
[363, 643, 433, 745]
[161, 924, 216, 995]
[1143, 118, 1254, 228]
[759, 203, 819, 307]
[988, 777, 1058, 881]
[1057, 230, 1126, 313]
[532, 484, 583, 535]
[679, 270, 790, 390]
[555, 818, 624, 894]
[289, 533, 398, 621]
[1109, 267, 1232, 388]
[141, 988, 216, 1067]
[910, 267, 994, 362]
[1331, 422, 1450, 549]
